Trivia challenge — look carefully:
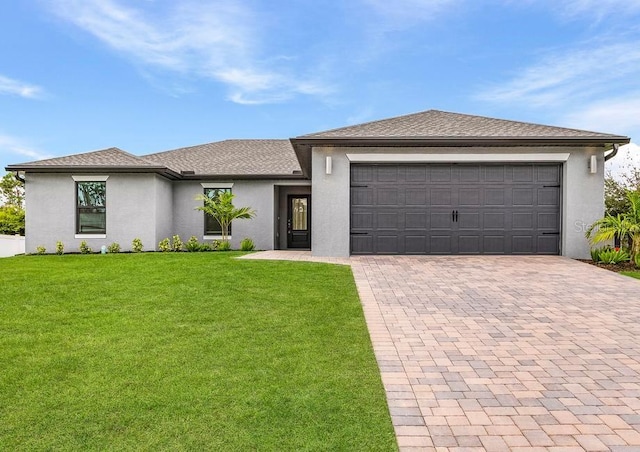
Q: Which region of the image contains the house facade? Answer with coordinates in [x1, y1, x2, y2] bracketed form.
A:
[6, 110, 630, 258]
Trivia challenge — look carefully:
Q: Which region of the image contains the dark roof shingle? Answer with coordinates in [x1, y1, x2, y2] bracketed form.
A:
[143, 139, 301, 176]
[300, 109, 628, 140]
[7, 147, 161, 168]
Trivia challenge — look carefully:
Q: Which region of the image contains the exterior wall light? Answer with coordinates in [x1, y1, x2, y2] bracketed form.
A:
[589, 155, 597, 174]
[326, 156, 332, 175]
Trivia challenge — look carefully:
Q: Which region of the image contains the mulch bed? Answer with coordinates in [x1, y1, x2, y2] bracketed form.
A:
[577, 259, 638, 273]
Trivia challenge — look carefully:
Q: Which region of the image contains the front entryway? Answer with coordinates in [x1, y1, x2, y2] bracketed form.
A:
[287, 195, 311, 248]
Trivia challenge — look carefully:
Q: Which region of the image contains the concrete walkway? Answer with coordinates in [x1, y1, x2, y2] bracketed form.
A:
[243, 252, 640, 451]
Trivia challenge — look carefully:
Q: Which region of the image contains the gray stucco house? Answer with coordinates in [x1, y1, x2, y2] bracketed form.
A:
[6, 110, 630, 258]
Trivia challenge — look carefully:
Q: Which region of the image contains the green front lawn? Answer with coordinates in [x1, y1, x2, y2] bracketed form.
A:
[621, 270, 640, 280]
[0, 253, 396, 451]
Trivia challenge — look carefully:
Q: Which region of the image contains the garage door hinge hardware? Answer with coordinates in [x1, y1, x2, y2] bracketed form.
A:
[543, 184, 561, 188]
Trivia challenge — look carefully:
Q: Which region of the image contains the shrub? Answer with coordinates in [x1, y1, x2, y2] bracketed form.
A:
[55, 241, 64, 255]
[598, 248, 629, 264]
[158, 238, 171, 252]
[132, 238, 143, 253]
[217, 240, 231, 251]
[240, 237, 255, 251]
[590, 245, 611, 263]
[171, 235, 183, 252]
[79, 241, 92, 254]
[36, 245, 46, 255]
[0, 205, 25, 235]
[185, 235, 200, 252]
[635, 253, 640, 268]
[107, 242, 121, 253]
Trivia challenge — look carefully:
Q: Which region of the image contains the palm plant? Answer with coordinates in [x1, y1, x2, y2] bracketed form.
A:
[586, 190, 640, 260]
[195, 192, 256, 244]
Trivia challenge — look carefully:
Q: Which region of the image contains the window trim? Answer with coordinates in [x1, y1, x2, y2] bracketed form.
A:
[75, 178, 107, 235]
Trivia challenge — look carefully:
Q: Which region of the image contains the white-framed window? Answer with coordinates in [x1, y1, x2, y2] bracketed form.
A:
[201, 183, 234, 238]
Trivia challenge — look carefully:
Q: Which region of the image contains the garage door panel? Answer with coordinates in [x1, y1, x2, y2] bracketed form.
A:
[431, 188, 452, 206]
[538, 212, 559, 230]
[513, 188, 535, 206]
[431, 211, 452, 229]
[512, 212, 533, 229]
[484, 235, 507, 253]
[459, 235, 481, 253]
[351, 235, 373, 254]
[406, 166, 427, 182]
[537, 165, 560, 183]
[377, 235, 399, 253]
[458, 212, 480, 229]
[377, 188, 398, 205]
[351, 187, 374, 206]
[351, 211, 373, 229]
[512, 235, 534, 253]
[538, 235, 560, 254]
[405, 235, 426, 253]
[378, 166, 399, 182]
[351, 163, 561, 255]
[513, 166, 534, 182]
[405, 188, 428, 205]
[377, 212, 398, 229]
[485, 189, 506, 206]
[430, 235, 453, 253]
[459, 188, 480, 206]
[405, 212, 427, 229]
[538, 187, 560, 205]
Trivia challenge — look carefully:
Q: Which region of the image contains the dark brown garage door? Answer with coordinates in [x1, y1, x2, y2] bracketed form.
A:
[350, 163, 561, 255]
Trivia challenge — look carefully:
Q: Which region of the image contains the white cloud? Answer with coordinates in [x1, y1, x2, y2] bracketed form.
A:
[562, 95, 640, 136]
[476, 40, 640, 107]
[47, 0, 331, 104]
[0, 134, 53, 164]
[362, 0, 458, 23]
[0, 75, 44, 99]
[555, 0, 640, 21]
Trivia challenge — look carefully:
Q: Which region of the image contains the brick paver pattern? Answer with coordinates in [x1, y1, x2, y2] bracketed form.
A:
[244, 253, 640, 451]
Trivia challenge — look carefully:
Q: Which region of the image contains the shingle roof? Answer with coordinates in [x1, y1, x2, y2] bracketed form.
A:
[6, 147, 161, 169]
[300, 109, 628, 140]
[143, 139, 301, 176]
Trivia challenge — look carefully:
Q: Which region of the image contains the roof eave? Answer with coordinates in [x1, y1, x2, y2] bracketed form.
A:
[179, 173, 308, 181]
[292, 136, 631, 146]
[4, 165, 182, 180]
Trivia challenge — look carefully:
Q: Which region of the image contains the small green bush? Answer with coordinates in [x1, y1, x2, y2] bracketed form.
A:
[171, 235, 183, 252]
[217, 240, 231, 251]
[598, 248, 629, 264]
[635, 253, 640, 268]
[36, 245, 46, 255]
[79, 241, 92, 254]
[240, 237, 255, 251]
[55, 241, 64, 255]
[132, 238, 143, 253]
[107, 242, 121, 253]
[158, 238, 171, 252]
[185, 236, 200, 252]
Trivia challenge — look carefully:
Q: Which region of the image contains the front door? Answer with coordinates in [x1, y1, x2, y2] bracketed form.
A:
[287, 195, 311, 248]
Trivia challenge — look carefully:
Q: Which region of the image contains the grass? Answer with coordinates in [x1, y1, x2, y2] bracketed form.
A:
[0, 252, 396, 451]
[621, 270, 640, 280]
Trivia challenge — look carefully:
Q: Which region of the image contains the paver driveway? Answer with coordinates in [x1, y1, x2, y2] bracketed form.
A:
[352, 256, 640, 451]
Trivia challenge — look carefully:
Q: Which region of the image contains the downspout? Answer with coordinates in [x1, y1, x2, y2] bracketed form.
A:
[604, 143, 620, 162]
[13, 171, 25, 183]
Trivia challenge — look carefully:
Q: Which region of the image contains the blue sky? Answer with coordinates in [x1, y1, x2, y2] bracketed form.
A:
[1, 0, 639, 175]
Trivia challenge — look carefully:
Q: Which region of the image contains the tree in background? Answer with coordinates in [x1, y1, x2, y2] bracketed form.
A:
[0, 172, 25, 235]
[605, 161, 640, 216]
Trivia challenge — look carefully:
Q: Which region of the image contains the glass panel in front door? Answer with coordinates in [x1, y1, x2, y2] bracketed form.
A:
[292, 198, 308, 231]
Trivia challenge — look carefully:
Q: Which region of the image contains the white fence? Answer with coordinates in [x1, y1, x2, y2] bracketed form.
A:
[0, 234, 25, 257]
